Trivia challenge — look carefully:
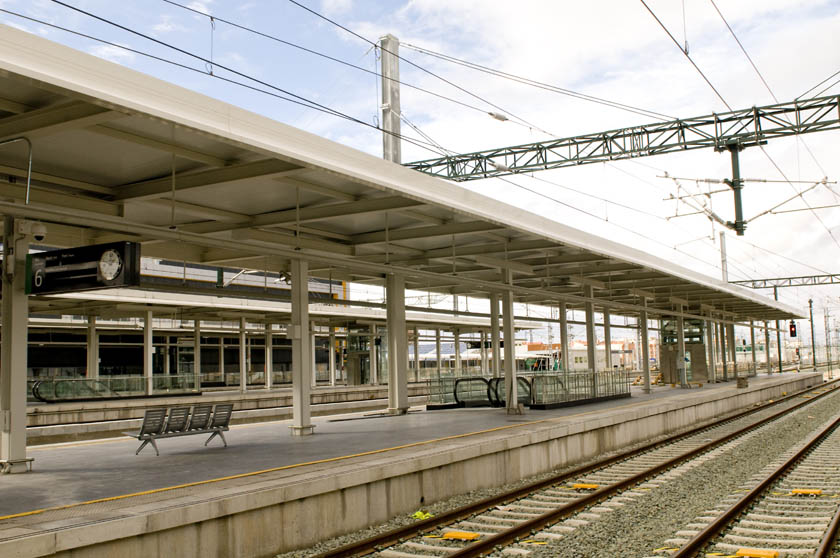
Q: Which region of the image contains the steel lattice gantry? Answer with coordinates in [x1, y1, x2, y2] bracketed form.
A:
[406, 95, 840, 181]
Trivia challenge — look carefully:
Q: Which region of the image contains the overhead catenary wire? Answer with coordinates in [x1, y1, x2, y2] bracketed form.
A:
[32, 3, 445, 156]
[642, 0, 840, 259]
[400, 42, 675, 122]
[159, 0, 531, 124]
[284, 0, 557, 137]
[708, 0, 831, 182]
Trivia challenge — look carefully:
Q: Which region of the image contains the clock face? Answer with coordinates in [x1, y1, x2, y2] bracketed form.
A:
[99, 249, 122, 281]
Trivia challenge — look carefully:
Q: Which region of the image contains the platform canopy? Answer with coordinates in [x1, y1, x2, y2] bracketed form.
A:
[0, 26, 801, 323]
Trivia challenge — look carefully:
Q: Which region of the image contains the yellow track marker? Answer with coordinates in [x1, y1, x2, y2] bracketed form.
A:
[791, 488, 822, 495]
[735, 548, 779, 558]
[443, 531, 481, 541]
[571, 483, 599, 490]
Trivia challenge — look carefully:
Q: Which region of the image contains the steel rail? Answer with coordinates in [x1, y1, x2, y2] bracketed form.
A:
[671, 414, 840, 557]
[815, 492, 840, 557]
[312, 379, 836, 558]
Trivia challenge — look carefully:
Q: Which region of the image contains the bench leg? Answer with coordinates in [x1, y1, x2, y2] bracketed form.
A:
[136, 438, 160, 456]
[204, 430, 227, 447]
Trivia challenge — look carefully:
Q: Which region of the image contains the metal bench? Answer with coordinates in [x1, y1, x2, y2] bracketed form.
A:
[126, 403, 233, 455]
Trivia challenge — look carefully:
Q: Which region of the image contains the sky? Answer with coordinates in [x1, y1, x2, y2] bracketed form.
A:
[1, 0, 839, 346]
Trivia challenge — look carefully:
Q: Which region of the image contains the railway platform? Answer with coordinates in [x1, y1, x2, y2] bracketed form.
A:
[0, 371, 821, 558]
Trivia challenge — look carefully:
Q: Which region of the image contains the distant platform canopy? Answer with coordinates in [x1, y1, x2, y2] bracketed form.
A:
[0, 25, 801, 323]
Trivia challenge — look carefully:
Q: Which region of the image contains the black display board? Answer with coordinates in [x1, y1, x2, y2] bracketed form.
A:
[26, 242, 141, 295]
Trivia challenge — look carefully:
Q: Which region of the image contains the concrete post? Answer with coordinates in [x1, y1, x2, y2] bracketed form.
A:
[603, 307, 612, 371]
[584, 285, 597, 397]
[290, 258, 314, 436]
[413, 327, 419, 382]
[750, 321, 757, 377]
[502, 276, 519, 413]
[239, 317, 247, 393]
[809, 298, 817, 371]
[194, 319, 201, 391]
[491, 293, 501, 378]
[86, 316, 98, 379]
[380, 34, 401, 164]
[386, 273, 409, 414]
[144, 310, 154, 396]
[0, 217, 31, 473]
[641, 309, 650, 394]
[328, 326, 336, 386]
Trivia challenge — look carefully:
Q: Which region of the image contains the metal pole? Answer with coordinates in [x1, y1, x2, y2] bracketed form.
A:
[809, 299, 817, 372]
[641, 308, 650, 394]
[764, 322, 771, 374]
[725, 144, 746, 236]
[719, 232, 728, 282]
[750, 320, 757, 377]
[826, 309, 832, 378]
[380, 34, 401, 164]
[774, 287, 783, 372]
[677, 312, 688, 388]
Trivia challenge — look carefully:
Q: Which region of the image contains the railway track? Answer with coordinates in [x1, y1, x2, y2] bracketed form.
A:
[659, 412, 840, 558]
[312, 380, 838, 558]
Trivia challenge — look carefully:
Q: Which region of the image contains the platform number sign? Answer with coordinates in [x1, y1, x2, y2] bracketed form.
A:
[26, 242, 141, 295]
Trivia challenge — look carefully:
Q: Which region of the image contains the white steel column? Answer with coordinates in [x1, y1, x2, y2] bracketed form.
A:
[194, 319, 201, 391]
[560, 302, 569, 377]
[750, 321, 757, 377]
[144, 310, 154, 396]
[86, 316, 98, 379]
[728, 324, 737, 377]
[290, 259, 314, 436]
[265, 323, 273, 390]
[413, 327, 420, 382]
[491, 293, 501, 378]
[310, 329, 317, 388]
[454, 329, 461, 374]
[435, 329, 442, 376]
[386, 273, 409, 414]
[677, 313, 688, 388]
[502, 277, 519, 413]
[239, 317, 247, 393]
[706, 316, 716, 383]
[719, 321, 728, 381]
[764, 322, 771, 373]
[480, 330, 488, 375]
[328, 326, 336, 386]
[369, 327, 378, 385]
[584, 285, 597, 397]
[641, 309, 651, 394]
[0, 218, 31, 473]
[603, 307, 612, 371]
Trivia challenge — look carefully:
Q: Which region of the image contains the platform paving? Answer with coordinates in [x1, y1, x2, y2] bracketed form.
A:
[0, 372, 814, 519]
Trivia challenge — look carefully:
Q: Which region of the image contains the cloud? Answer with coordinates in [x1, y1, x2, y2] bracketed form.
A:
[321, 0, 352, 17]
[87, 44, 136, 64]
[152, 15, 187, 34]
[187, 1, 213, 16]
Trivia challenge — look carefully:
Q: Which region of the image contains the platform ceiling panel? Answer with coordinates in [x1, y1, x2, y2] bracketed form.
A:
[0, 25, 802, 322]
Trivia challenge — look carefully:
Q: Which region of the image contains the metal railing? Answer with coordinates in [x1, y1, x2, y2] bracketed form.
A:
[29, 375, 199, 402]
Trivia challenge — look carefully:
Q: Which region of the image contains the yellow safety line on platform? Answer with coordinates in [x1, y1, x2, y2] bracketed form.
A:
[1, 416, 551, 522]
